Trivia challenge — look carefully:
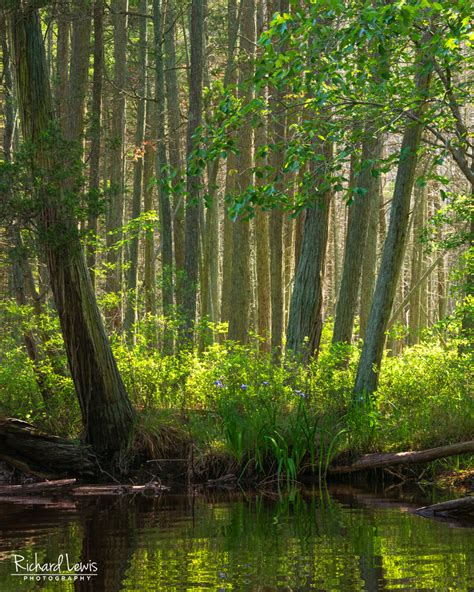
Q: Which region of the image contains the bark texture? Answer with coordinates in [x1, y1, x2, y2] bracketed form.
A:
[354, 45, 432, 396]
[9, 6, 135, 456]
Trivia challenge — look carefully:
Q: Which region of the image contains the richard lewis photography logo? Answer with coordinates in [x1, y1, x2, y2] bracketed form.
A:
[10, 553, 98, 582]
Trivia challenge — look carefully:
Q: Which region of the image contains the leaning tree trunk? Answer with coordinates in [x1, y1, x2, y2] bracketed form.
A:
[8, 4, 135, 457]
[354, 42, 432, 397]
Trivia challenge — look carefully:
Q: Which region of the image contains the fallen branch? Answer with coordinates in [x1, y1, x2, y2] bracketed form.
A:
[330, 441, 474, 474]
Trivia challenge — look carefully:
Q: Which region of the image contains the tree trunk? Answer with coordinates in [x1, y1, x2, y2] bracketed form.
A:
[8, 5, 135, 457]
[268, 0, 289, 355]
[54, 2, 70, 134]
[408, 182, 426, 345]
[360, 175, 381, 339]
[182, 0, 204, 338]
[219, 0, 239, 328]
[105, 0, 128, 331]
[124, 0, 147, 340]
[333, 129, 382, 345]
[153, 0, 174, 353]
[143, 82, 158, 318]
[66, 0, 91, 144]
[286, 139, 332, 360]
[228, 0, 256, 344]
[86, 0, 104, 288]
[354, 44, 432, 396]
[164, 0, 185, 308]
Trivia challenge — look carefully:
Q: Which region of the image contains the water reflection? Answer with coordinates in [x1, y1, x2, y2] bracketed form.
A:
[0, 485, 472, 591]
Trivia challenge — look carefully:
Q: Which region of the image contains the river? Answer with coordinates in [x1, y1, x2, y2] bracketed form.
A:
[0, 483, 472, 590]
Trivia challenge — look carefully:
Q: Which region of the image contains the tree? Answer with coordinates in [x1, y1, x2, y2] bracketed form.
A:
[183, 0, 204, 338]
[228, 0, 256, 344]
[105, 0, 128, 331]
[6, 1, 135, 457]
[354, 36, 433, 396]
[124, 0, 148, 340]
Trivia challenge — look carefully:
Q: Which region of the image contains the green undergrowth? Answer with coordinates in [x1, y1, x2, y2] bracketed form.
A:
[0, 302, 472, 482]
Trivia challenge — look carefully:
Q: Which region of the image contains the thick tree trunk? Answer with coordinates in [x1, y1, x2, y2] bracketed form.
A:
[9, 5, 135, 457]
[286, 144, 332, 361]
[55, 3, 70, 134]
[228, 0, 256, 344]
[66, 0, 91, 144]
[354, 45, 432, 396]
[124, 0, 147, 340]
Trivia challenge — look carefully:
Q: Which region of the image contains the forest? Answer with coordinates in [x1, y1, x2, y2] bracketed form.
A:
[0, 0, 472, 488]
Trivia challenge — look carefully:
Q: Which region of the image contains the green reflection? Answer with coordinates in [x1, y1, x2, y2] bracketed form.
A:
[0, 487, 473, 591]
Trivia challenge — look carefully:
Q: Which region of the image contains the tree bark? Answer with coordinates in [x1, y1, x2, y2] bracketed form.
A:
[105, 0, 128, 331]
[164, 0, 185, 308]
[182, 0, 204, 339]
[333, 129, 382, 345]
[286, 143, 332, 361]
[360, 175, 381, 339]
[86, 0, 104, 288]
[124, 0, 147, 340]
[8, 6, 135, 457]
[354, 44, 432, 396]
[153, 0, 174, 353]
[228, 0, 256, 344]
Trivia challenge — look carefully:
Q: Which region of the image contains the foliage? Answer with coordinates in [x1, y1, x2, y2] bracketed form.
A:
[1, 299, 472, 480]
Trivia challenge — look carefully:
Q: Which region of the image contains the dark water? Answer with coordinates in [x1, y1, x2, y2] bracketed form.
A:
[0, 485, 472, 591]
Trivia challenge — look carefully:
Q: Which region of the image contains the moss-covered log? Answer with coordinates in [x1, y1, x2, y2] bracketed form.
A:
[0, 418, 97, 478]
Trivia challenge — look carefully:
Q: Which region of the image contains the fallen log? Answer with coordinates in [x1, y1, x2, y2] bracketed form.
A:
[415, 496, 474, 517]
[0, 479, 77, 495]
[330, 440, 474, 474]
[0, 417, 97, 478]
[0, 478, 169, 499]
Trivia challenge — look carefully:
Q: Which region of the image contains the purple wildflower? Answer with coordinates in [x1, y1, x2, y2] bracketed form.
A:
[214, 380, 224, 388]
[241, 384, 248, 390]
[262, 381, 269, 386]
[294, 389, 307, 399]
